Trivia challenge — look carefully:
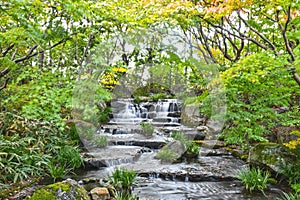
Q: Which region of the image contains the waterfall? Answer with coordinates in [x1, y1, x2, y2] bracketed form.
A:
[108, 98, 182, 127]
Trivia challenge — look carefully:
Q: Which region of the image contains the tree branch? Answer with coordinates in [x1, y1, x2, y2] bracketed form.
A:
[13, 38, 67, 63]
[0, 68, 10, 77]
[237, 11, 278, 55]
[1, 44, 15, 57]
[0, 77, 10, 91]
[277, 7, 295, 61]
[13, 45, 38, 63]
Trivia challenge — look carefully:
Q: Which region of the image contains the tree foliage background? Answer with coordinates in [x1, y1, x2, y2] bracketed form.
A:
[0, 0, 300, 197]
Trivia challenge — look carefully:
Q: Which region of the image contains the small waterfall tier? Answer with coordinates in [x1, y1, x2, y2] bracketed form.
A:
[109, 98, 182, 126]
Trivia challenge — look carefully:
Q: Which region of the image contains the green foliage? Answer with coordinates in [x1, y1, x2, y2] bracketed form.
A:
[171, 131, 187, 144]
[47, 162, 68, 182]
[151, 93, 167, 101]
[134, 83, 172, 97]
[155, 148, 180, 162]
[279, 164, 300, 185]
[109, 168, 137, 190]
[215, 52, 299, 145]
[237, 167, 272, 193]
[93, 136, 108, 148]
[0, 111, 81, 185]
[185, 141, 199, 156]
[292, 184, 300, 193]
[277, 192, 300, 200]
[73, 79, 112, 125]
[140, 122, 154, 138]
[171, 131, 199, 157]
[183, 96, 198, 106]
[56, 146, 83, 169]
[98, 107, 112, 123]
[114, 191, 138, 200]
[0, 134, 48, 183]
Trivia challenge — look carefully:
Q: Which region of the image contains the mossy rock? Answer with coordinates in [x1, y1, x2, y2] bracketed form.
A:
[249, 142, 296, 173]
[26, 179, 90, 200]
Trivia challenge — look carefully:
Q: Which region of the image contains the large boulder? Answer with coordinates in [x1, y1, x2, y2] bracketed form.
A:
[155, 140, 185, 163]
[249, 142, 296, 173]
[26, 179, 90, 200]
[181, 103, 205, 126]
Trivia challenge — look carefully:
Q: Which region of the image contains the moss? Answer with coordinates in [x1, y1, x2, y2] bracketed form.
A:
[27, 180, 89, 200]
[26, 189, 56, 200]
[76, 187, 89, 200]
[46, 182, 71, 192]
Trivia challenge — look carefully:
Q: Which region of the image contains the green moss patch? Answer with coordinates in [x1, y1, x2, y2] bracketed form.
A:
[26, 189, 56, 200]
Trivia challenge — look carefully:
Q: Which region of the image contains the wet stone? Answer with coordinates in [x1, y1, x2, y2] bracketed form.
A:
[90, 187, 110, 200]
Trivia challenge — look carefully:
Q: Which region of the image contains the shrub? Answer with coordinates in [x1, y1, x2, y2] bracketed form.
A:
[93, 136, 108, 148]
[171, 131, 187, 144]
[151, 93, 167, 101]
[237, 167, 272, 193]
[140, 122, 154, 138]
[278, 183, 300, 200]
[185, 141, 199, 157]
[279, 164, 300, 185]
[114, 191, 138, 200]
[56, 146, 83, 169]
[277, 192, 300, 200]
[98, 107, 112, 123]
[171, 131, 199, 157]
[156, 148, 180, 162]
[109, 168, 137, 192]
[47, 162, 68, 182]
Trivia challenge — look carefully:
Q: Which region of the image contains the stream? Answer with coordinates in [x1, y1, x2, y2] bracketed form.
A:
[75, 98, 283, 199]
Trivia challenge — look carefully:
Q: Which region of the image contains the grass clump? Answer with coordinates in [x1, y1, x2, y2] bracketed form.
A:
[114, 191, 138, 200]
[108, 168, 137, 193]
[171, 131, 199, 158]
[140, 122, 154, 138]
[156, 148, 181, 162]
[93, 136, 108, 148]
[151, 93, 167, 101]
[237, 167, 273, 193]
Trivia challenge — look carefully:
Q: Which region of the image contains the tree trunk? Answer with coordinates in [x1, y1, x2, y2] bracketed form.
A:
[292, 71, 300, 86]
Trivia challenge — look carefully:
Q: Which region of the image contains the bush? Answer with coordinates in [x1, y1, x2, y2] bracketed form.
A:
[279, 164, 300, 185]
[171, 131, 187, 144]
[56, 146, 83, 169]
[114, 191, 138, 200]
[185, 141, 199, 157]
[237, 167, 272, 193]
[151, 93, 167, 101]
[47, 162, 68, 182]
[171, 131, 199, 158]
[109, 168, 137, 191]
[93, 136, 108, 148]
[156, 148, 181, 162]
[277, 192, 300, 200]
[140, 122, 154, 138]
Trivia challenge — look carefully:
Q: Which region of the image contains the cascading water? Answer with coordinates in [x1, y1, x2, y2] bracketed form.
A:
[76, 98, 283, 200]
[109, 98, 181, 127]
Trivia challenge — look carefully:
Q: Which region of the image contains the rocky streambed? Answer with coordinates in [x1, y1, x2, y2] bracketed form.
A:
[17, 98, 287, 199]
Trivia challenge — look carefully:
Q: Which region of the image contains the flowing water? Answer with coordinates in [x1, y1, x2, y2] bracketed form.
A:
[77, 98, 284, 199]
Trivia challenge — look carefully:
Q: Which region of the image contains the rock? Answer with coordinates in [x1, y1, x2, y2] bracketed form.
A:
[184, 130, 206, 141]
[194, 140, 225, 149]
[27, 178, 90, 200]
[90, 187, 110, 200]
[79, 178, 102, 193]
[181, 103, 204, 126]
[197, 126, 209, 132]
[155, 140, 185, 162]
[249, 142, 297, 173]
[12, 184, 40, 200]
